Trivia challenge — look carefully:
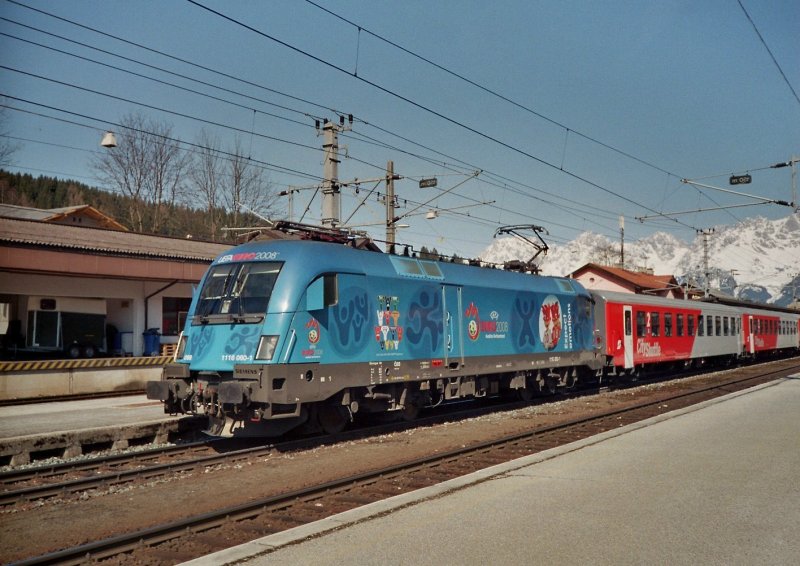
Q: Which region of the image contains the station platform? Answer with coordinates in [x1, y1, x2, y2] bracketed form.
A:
[0, 395, 200, 465]
[186, 375, 800, 566]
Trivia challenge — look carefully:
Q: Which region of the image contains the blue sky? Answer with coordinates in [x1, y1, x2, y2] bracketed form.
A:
[1, 0, 798, 259]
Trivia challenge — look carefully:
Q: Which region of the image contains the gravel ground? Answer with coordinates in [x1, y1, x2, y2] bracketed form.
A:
[0, 370, 750, 563]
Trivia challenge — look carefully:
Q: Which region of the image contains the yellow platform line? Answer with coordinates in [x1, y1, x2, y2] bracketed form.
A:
[0, 356, 174, 373]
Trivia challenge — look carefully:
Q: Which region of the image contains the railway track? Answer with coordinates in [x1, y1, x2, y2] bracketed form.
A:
[2, 357, 795, 506]
[0, 392, 549, 506]
[14, 358, 799, 565]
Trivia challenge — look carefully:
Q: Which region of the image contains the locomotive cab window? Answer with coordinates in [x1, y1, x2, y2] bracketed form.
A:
[195, 261, 282, 322]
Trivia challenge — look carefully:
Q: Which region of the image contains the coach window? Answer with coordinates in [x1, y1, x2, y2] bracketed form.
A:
[714, 316, 721, 336]
[707, 316, 714, 336]
[723, 317, 730, 336]
[677, 314, 684, 337]
[636, 311, 646, 336]
[664, 313, 672, 337]
[651, 312, 660, 337]
[624, 310, 632, 336]
[688, 314, 695, 336]
[697, 315, 704, 336]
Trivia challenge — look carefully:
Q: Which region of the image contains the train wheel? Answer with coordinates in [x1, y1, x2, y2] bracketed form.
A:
[517, 385, 534, 402]
[82, 344, 96, 358]
[318, 403, 349, 434]
[401, 401, 421, 421]
[66, 343, 81, 359]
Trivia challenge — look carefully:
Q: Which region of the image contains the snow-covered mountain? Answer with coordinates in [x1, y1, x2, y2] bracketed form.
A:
[479, 214, 800, 306]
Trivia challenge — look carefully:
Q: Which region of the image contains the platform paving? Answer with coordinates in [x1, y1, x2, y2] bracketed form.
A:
[185, 375, 800, 566]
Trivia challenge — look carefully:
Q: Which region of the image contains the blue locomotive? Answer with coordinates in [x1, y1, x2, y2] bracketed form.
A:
[147, 226, 602, 435]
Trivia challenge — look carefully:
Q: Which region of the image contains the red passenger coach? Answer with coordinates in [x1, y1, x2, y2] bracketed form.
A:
[741, 309, 800, 355]
[592, 291, 743, 374]
[592, 291, 800, 376]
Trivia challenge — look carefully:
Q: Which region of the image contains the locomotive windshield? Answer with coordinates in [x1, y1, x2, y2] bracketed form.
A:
[194, 262, 282, 322]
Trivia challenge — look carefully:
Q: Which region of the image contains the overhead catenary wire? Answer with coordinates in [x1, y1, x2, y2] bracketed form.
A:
[736, 0, 800, 109]
[4, 0, 723, 239]
[184, 0, 701, 232]
[3, 0, 794, 268]
[1, 18, 624, 238]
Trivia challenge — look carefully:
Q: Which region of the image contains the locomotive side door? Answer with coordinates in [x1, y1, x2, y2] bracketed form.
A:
[623, 305, 634, 369]
[441, 285, 464, 370]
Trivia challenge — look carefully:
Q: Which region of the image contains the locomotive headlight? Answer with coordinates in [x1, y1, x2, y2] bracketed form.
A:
[255, 335, 279, 361]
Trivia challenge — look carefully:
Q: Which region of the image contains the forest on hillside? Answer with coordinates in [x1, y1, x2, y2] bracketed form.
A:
[0, 169, 270, 242]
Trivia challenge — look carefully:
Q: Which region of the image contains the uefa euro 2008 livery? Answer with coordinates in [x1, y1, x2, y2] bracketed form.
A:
[146, 228, 800, 436]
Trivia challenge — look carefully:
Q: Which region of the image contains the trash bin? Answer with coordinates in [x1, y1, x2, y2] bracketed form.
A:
[142, 328, 161, 356]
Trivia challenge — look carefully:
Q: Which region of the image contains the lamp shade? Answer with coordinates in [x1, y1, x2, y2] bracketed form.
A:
[101, 131, 117, 148]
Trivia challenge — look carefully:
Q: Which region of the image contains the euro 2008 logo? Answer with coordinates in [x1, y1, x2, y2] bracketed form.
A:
[306, 318, 320, 344]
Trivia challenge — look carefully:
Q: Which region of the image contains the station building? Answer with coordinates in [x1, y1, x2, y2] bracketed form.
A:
[569, 262, 686, 299]
[0, 205, 230, 358]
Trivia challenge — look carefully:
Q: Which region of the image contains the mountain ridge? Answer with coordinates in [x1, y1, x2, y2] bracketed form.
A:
[480, 214, 800, 306]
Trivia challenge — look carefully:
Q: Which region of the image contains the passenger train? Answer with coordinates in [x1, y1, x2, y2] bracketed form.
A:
[146, 225, 800, 436]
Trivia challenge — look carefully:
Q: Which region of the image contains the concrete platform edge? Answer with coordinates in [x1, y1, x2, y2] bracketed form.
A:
[0, 416, 204, 464]
[181, 377, 790, 566]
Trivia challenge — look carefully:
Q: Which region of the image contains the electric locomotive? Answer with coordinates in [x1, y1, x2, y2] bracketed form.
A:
[146, 227, 602, 436]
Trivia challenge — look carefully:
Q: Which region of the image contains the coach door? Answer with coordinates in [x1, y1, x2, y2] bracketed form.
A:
[442, 285, 464, 370]
[746, 315, 755, 354]
[623, 306, 634, 369]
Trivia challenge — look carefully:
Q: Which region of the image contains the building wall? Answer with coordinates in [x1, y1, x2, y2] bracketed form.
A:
[574, 272, 633, 294]
[0, 273, 196, 355]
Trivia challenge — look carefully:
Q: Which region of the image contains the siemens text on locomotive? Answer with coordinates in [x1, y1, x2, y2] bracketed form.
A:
[146, 228, 800, 436]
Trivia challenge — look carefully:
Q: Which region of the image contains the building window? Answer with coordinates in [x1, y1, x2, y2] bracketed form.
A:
[162, 297, 192, 336]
